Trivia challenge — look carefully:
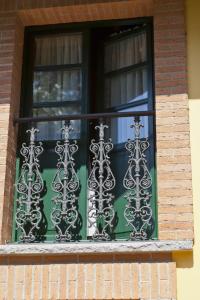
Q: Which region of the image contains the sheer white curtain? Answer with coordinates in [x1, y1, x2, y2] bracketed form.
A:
[104, 31, 148, 144]
[35, 34, 82, 66]
[105, 31, 146, 72]
[33, 33, 82, 140]
[104, 32, 147, 108]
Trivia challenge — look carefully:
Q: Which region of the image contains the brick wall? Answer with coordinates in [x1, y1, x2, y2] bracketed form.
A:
[0, 0, 192, 243]
[154, 0, 193, 240]
[0, 12, 24, 243]
[0, 0, 193, 299]
[0, 253, 176, 300]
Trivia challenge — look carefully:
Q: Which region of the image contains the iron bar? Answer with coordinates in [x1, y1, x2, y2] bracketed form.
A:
[87, 122, 116, 241]
[14, 114, 155, 242]
[51, 124, 80, 242]
[15, 128, 44, 242]
[13, 110, 155, 125]
[123, 117, 154, 240]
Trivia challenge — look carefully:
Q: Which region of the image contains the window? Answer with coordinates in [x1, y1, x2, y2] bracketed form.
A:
[13, 19, 157, 243]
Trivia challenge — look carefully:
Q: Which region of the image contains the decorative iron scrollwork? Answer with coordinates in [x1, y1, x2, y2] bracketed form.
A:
[51, 124, 80, 242]
[123, 117, 154, 240]
[88, 122, 116, 241]
[15, 128, 44, 242]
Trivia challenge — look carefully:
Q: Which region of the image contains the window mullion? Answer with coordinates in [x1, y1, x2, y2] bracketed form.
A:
[104, 61, 147, 78]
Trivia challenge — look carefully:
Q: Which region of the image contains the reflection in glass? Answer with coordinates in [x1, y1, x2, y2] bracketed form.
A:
[33, 106, 81, 140]
[105, 68, 148, 108]
[33, 69, 82, 103]
[32, 33, 83, 141]
[109, 104, 148, 144]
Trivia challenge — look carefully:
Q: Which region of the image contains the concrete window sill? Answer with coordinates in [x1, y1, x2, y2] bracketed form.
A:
[0, 240, 193, 256]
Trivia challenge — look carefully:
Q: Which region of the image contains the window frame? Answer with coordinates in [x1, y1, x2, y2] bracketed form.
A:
[12, 17, 157, 243]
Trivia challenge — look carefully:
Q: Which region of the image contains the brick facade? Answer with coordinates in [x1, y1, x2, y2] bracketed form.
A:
[0, 0, 192, 299]
[0, 254, 176, 300]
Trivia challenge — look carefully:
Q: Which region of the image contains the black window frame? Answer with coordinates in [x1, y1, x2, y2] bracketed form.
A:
[13, 17, 157, 243]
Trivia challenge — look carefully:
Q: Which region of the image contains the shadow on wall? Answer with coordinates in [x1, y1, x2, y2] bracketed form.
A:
[173, 251, 193, 268]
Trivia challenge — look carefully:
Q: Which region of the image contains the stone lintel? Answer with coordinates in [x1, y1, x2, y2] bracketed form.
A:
[0, 240, 193, 256]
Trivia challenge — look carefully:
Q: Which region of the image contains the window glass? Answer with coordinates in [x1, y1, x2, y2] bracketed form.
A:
[33, 106, 81, 140]
[104, 31, 146, 73]
[105, 68, 148, 108]
[109, 104, 148, 144]
[33, 69, 82, 103]
[35, 33, 82, 66]
[32, 33, 83, 141]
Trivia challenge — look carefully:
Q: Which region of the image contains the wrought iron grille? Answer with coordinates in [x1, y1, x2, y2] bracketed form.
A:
[88, 122, 116, 241]
[15, 128, 44, 242]
[123, 117, 154, 240]
[51, 124, 80, 242]
[14, 111, 156, 243]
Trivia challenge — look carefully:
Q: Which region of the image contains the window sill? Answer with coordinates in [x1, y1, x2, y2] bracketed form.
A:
[0, 240, 193, 256]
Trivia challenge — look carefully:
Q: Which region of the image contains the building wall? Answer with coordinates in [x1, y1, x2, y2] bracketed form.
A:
[0, 0, 192, 245]
[0, 0, 193, 299]
[172, 0, 200, 299]
[0, 253, 176, 300]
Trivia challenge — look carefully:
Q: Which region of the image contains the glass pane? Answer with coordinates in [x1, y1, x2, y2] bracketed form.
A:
[109, 104, 148, 145]
[35, 33, 82, 66]
[33, 69, 82, 103]
[33, 106, 81, 140]
[104, 31, 147, 73]
[105, 68, 148, 108]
